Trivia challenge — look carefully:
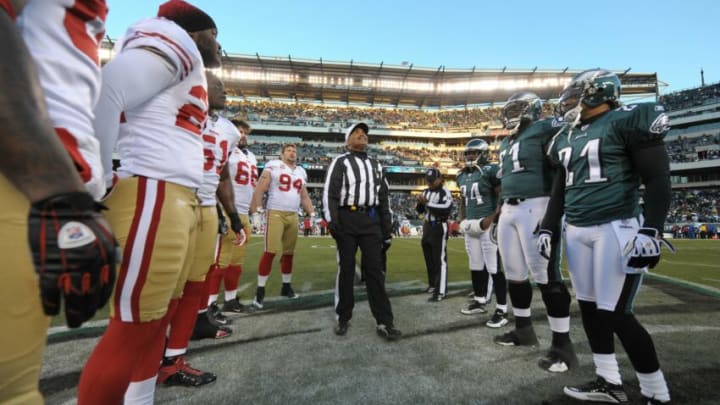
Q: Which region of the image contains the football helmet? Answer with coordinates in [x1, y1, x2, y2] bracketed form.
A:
[463, 138, 489, 167]
[556, 69, 621, 123]
[502, 91, 543, 130]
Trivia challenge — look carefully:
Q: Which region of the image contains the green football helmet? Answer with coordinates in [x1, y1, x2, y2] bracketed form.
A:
[463, 138, 489, 167]
[502, 91, 543, 130]
[556, 69, 621, 122]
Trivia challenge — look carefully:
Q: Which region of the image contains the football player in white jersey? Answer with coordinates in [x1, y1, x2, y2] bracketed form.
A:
[215, 119, 257, 313]
[1, 1, 117, 403]
[249, 144, 315, 309]
[78, 1, 222, 404]
[159, 72, 241, 386]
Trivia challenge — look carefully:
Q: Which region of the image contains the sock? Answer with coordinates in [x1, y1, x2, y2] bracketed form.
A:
[491, 271, 507, 306]
[593, 353, 622, 386]
[637, 370, 670, 402]
[166, 281, 205, 357]
[471, 269, 489, 300]
[207, 264, 224, 297]
[223, 265, 243, 297]
[257, 252, 275, 287]
[508, 280, 532, 326]
[79, 300, 177, 405]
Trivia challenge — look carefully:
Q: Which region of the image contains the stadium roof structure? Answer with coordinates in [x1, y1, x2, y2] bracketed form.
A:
[215, 53, 659, 108]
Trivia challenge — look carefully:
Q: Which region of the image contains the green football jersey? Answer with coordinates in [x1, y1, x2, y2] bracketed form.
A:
[498, 117, 561, 199]
[456, 164, 500, 219]
[548, 102, 669, 226]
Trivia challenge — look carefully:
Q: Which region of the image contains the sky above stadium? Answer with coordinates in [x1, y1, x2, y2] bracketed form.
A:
[105, 0, 716, 96]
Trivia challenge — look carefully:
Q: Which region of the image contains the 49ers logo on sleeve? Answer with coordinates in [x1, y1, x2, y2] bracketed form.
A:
[63, 0, 108, 65]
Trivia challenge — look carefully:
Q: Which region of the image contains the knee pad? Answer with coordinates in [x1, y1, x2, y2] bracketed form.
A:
[507, 280, 532, 309]
[538, 282, 571, 318]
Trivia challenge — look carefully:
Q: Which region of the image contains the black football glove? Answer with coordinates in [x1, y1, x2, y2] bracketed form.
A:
[622, 227, 676, 269]
[28, 192, 118, 328]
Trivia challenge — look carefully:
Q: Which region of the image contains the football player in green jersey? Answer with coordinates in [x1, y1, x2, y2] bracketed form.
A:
[494, 92, 578, 374]
[540, 69, 672, 404]
[456, 139, 509, 328]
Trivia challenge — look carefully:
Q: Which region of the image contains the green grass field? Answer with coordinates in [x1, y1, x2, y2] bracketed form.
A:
[51, 236, 720, 327]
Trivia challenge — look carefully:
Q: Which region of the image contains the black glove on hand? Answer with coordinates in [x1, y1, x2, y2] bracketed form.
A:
[622, 227, 676, 269]
[28, 192, 118, 328]
[228, 211, 243, 234]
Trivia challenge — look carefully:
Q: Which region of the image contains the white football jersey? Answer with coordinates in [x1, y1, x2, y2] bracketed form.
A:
[113, 17, 208, 189]
[18, 0, 108, 199]
[197, 115, 241, 206]
[264, 160, 307, 213]
[227, 147, 258, 214]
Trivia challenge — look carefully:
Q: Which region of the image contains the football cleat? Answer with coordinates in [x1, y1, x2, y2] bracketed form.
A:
[485, 309, 509, 328]
[191, 313, 232, 340]
[252, 286, 265, 309]
[538, 342, 579, 373]
[334, 321, 349, 336]
[281, 283, 300, 299]
[158, 356, 217, 387]
[376, 324, 402, 341]
[563, 377, 629, 404]
[494, 326, 539, 346]
[461, 301, 487, 315]
[428, 293, 445, 302]
[208, 302, 230, 325]
[222, 297, 246, 313]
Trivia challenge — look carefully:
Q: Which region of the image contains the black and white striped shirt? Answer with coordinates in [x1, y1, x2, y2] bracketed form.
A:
[416, 186, 453, 222]
[322, 151, 392, 234]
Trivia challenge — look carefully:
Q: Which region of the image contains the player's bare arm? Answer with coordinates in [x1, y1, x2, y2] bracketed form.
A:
[300, 185, 315, 215]
[249, 168, 271, 213]
[216, 163, 236, 216]
[0, 9, 85, 201]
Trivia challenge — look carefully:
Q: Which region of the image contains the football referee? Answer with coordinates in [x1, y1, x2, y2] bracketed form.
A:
[322, 122, 401, 341]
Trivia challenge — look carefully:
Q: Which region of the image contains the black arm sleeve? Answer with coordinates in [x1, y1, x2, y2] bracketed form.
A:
[630, 143, 671, 233]
[540, 169, 566, 236]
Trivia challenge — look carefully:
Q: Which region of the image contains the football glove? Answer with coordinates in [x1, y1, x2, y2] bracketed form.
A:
[622, 228, 676, 269]
[28, 192, 118, 328]
[536, 229, 553, 260]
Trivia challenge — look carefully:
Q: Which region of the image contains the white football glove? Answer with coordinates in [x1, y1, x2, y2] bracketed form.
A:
[459, 219, 470, 234]
[622, 228, 675, 269]
[536, 229, 553, 260]
[466, 219, 486, 236]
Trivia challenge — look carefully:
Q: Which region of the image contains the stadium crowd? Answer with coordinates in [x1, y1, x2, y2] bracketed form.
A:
[228, 99, 555, 132]
[659, 81, 720, 111]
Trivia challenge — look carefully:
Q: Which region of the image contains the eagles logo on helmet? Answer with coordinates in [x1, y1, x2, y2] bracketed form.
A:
[555, 69, 621, 124]
[502, 91, 543, 130]
[463, 138, 489, 168]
